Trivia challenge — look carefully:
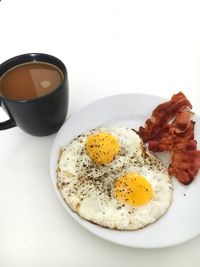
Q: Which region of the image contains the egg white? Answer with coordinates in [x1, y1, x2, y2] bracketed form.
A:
[57, 127, 173, 230]
[58, 127, 142, 179]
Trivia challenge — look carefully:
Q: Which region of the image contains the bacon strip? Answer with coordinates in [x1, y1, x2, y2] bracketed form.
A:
[172, 120, 195, 152]
[148, 115, 195, 153]
[138, 92, 200, 185]
[168, 151, 200, 185]
[172, 111, 193, 134]
[138, 92, 192, 142]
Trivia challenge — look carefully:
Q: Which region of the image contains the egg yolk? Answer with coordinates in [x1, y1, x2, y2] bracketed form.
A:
[85, 132, 120, 165]
[114, 173, 154, 206]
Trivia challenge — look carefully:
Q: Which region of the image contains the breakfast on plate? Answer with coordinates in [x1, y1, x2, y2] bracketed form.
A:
[56, 92, 200, 230]
[57, 127, 172, 230]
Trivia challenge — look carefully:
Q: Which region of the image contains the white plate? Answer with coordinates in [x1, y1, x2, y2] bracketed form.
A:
[50, 93, 200, 248]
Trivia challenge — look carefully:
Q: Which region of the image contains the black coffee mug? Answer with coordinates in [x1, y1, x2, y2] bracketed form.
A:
[0, 53, 68, 136]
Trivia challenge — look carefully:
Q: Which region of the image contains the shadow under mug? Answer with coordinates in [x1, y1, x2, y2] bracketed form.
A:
[0, 53, 69, 136]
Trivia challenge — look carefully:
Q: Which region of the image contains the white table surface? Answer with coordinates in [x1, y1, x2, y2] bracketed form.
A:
[1, 0, 200, 266]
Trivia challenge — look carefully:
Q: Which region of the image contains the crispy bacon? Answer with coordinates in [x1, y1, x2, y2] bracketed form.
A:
[138, 92, 200, 185]
[168, 151, 200, 185]
[138, 92, 192, 142]
[171, 110, 194, 134]
[148, 118, 195, 153]
[172, 121, 195, 152]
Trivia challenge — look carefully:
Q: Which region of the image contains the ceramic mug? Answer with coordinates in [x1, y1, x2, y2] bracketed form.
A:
[0, 53, 68, 136]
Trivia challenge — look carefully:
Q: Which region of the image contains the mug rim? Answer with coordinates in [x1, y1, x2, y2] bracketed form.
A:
[0, 52, 67, 103]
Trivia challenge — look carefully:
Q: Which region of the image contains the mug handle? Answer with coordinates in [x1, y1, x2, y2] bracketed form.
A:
[0, 100, 16, 130]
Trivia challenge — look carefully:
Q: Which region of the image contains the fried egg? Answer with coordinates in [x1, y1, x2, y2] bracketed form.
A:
[58, 127, 142, 179]
[57, 127, 173, 230]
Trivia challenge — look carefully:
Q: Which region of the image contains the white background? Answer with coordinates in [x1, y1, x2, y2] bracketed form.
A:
[1, 0, 200, 266]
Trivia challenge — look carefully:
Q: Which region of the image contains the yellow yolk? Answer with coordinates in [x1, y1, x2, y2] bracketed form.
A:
[85, 132, 120, 165]
[114, 173, 154, 206]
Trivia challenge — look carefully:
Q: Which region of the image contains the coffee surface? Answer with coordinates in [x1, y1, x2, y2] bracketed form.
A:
[0, 61, 63, 100]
